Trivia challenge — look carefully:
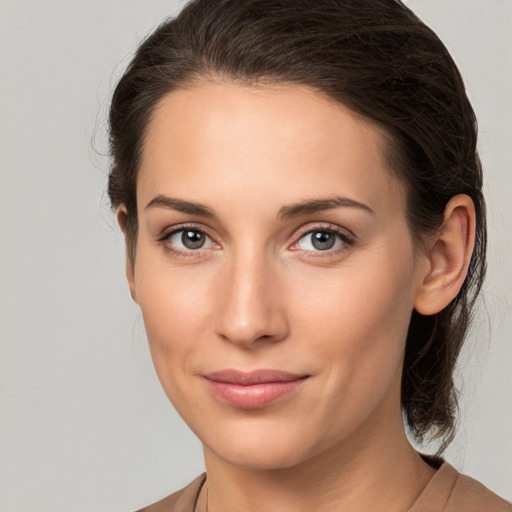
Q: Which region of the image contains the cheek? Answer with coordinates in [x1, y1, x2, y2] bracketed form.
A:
[133, 258, 216, 391]
[292, 246, 415, 341]
[290, 245, 417, 392]
[281, 257, 416, 448]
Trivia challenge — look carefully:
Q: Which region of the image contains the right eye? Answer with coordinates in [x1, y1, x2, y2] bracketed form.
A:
[164, 228, 215, 252]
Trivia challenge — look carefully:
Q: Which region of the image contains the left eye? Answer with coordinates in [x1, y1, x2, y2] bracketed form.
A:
[296, 230, 346, 251]
[167, 229, 215, 250]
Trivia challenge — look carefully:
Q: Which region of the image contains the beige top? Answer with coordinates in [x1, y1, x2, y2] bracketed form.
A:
[136, 462, 511, 512]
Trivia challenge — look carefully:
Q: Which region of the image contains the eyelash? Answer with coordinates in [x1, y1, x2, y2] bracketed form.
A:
[157, 224, 218, 258]
[157, 223, 355, 258]
[290, 225, 355, 257]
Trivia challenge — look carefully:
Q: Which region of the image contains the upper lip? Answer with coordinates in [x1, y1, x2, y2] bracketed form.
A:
[203, 369, 309, 385]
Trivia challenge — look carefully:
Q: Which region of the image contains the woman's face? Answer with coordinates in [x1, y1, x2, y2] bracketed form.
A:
[128, 82, 428, 469]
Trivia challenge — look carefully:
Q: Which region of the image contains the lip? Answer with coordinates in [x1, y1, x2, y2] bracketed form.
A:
[203, 369, 309, 409]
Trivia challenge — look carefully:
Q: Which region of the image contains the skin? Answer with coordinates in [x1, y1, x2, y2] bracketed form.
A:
[119, 82, 475, 512]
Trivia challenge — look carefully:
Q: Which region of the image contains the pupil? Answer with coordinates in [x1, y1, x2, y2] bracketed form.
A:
[312, 231, 335, 250]
[182, 230, 205, 249]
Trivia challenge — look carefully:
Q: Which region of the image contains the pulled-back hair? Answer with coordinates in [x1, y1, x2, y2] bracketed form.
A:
[108, 0, 486, 451]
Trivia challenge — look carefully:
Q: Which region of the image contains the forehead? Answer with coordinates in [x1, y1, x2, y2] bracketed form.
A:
[138, 81, 405, 218]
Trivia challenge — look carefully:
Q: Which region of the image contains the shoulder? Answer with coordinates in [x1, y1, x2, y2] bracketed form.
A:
[134, 474, 206, 512]
[411, 461, 511, 512]
[446, 469, 511, 512]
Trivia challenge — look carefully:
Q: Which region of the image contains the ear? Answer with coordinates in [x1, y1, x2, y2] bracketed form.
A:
[414, 194, 476, 316]
[116, 206, 138, 304]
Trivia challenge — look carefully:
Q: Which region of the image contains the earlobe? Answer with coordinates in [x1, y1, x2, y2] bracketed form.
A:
[125, 257, 138, 305]
[117, 205, 129, 235]
[414, 194, 476, 316]
[116, 206, 138, 304]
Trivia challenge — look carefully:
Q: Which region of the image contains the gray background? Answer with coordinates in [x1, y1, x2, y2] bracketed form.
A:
[0, 1, 510, 511]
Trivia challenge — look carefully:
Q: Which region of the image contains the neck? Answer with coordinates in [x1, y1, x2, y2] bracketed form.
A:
[200, 408, 436, 512]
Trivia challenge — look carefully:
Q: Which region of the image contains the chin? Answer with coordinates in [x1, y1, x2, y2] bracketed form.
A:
[213, 444, 308, 470]
[201, 422, 321, 471]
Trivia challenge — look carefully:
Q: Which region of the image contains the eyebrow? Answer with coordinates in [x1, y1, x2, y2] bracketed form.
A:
[144, 194, 374, 219]
[277, 196, 374, 219]
[145, 195, 216, 218]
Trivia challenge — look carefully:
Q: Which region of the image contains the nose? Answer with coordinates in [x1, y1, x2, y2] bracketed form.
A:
[214, 254, 289, 348]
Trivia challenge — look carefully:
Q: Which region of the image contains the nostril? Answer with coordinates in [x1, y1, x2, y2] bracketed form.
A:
[215, 320, 288, 348]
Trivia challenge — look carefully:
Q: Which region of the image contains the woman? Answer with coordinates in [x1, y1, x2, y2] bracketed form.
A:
[107, 0, 510, 510]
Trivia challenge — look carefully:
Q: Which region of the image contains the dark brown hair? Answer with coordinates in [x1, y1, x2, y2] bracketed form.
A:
[108, 0, 486, 451]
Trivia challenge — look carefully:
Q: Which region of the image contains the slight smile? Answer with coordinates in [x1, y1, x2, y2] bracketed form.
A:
[203, 370, 310, 409]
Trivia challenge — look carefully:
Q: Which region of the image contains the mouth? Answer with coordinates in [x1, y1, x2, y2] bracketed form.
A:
[202, 369, 310, 409]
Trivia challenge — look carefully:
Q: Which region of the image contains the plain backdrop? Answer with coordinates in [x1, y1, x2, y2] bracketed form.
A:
[0, 1, 511, 511]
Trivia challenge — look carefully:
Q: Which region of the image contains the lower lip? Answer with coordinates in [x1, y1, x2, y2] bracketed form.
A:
[204, 378, 308, 409]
